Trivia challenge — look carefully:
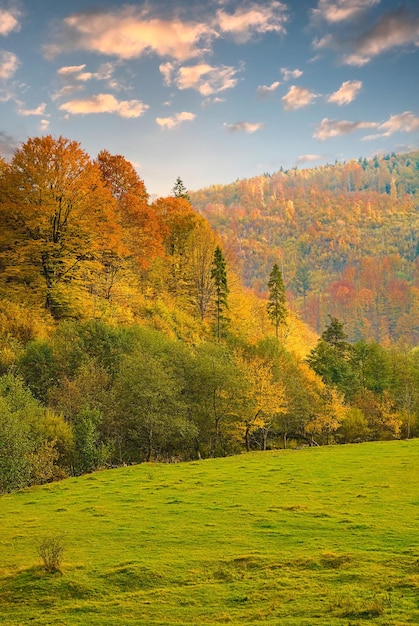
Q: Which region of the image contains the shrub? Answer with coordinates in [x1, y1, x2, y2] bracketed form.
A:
[38, 535, 65, 573]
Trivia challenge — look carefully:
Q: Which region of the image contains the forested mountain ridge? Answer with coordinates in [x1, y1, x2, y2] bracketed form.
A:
[190, 152, 419, 345]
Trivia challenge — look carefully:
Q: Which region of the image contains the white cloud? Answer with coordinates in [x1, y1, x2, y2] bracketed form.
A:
[215, 1, 288, 43]
[257, 81, 280, 96]
[311, 0, 380, 24]
[363, 111, 419, 139]
[161, 62, 241, 96]
[156, 111, 196, 129]
[0, 49, 18, 79]
[327, 80, 362, 105]
[281, 68, 303, 81]
[313, 117, 377, 139]
[17, 102, 47, 116]
[282, 85, 317, 110]
[39, 119, 50, 132]
[59, 94, 149, 118]
[45, 6, 214, 61]
[0, 7, 21, 36]
[296, 154, 323, 164]
[223, 121, 264, 133]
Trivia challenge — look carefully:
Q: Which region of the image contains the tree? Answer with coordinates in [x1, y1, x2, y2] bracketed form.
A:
[172, 176, 190, 201]
[294, 263, 311, 319]
[0, 136, 119, 315]
[112, 349, 195, 462]
[97, 150, 162, 294]
[211, 246, 229, 342]
[267, 263, 287, 341]
[236, 355, 286, 451]
[307, 316, 353, 395]
[186, 222, 217, 320]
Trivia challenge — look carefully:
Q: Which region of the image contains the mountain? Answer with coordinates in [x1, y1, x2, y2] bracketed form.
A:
[190, 152, 419, 346]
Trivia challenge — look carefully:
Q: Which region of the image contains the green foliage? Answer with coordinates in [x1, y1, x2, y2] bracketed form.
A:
[211, 246, 229, 342]
[172, 176, 190, 201]
[267, 263, 287, 340]
[17, 340, 60, 403]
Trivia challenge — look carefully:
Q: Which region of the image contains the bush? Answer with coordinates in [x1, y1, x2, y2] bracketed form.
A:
[38, 536, 65, 573]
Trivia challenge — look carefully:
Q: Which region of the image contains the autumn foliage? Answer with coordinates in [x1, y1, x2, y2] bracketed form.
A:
[0, 136, 417, 493]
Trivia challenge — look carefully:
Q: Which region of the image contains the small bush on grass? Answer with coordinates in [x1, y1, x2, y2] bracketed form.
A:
[38, 535, 65, 573]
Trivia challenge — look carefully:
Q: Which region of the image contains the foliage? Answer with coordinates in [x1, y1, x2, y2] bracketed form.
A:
[190, 151, 419, 345]
[211, 246, 229, 342]
[0, 134, 417, 492]
[267, 263, 287, 341]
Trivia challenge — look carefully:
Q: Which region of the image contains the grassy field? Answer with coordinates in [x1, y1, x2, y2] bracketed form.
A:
[0, 440, 418, 625]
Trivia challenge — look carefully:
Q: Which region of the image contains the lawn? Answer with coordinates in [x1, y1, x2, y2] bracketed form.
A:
[0, 440, 418, 625]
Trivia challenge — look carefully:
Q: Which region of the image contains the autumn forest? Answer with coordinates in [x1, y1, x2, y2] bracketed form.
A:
[0, 136, 418, 493]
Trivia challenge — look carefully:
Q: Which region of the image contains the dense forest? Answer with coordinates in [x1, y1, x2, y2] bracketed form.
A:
[190, 152, 419, 346]
[0, 136, 418, 493]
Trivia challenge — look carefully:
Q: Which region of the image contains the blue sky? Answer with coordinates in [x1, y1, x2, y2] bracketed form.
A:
[1, 0, 418, 197]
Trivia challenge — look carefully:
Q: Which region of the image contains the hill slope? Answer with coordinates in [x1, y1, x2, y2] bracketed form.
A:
[190, 152, 419, 345]
[1, 440, 418, 625]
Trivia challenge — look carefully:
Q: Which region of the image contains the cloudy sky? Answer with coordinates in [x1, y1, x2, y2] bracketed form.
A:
[1, 0, 418, 196]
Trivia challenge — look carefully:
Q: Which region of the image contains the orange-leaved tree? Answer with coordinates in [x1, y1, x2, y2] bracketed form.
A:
[0, 136, 120, 316]
[97, 150, 163, 288]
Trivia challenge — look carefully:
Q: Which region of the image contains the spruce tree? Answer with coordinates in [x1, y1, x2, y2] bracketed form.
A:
[211, 246, 229, 342]
[172, 177, 190, 201]
[267, 263, 287, 341]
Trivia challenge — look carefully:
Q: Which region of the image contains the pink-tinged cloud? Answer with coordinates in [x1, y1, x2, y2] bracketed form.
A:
[327, 80, 362, 105]
[0, 8, 21, 36]
[164, 62, 241, 96]
[156, 111, 196, 129]
[17, 102, 47, 116]
[216, 1, 288, 43]
[311, 0, 380, 24]
[363, 111, 419, 139]
[44, 6, 214, 61]
[257, 81, 280, 96]
[0, 49, 18, 79]
[59, 94, 149, 118]
[223, 121, 264, 133]
[313, 117, 378, 139]
[282, 85, 317, 110]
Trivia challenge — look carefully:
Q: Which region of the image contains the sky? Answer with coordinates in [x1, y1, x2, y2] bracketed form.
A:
[0, 0, 419, 198]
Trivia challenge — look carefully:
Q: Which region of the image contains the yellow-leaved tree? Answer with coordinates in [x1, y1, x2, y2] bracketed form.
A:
[236, 354, 286, 451]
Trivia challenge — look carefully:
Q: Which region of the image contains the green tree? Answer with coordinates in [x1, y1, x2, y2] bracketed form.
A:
[267, 263, 287, 341]
[172, 176, 190, 201]
[111, 347, 195, 463]
[211, 246, 229, 342]
[307, 316, 353, 395]
[294, 263, 310, 319]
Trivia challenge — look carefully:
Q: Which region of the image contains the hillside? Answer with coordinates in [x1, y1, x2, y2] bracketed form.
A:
[0, 136, 418, 495]
[0, 441, 418, 625]
[190, 152, 419, 345]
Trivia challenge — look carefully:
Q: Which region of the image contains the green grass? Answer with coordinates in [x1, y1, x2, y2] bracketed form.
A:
[0, 440, 418, 625]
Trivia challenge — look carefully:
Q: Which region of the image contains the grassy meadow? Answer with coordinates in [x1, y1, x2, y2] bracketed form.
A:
[0, 440, 418, 625]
